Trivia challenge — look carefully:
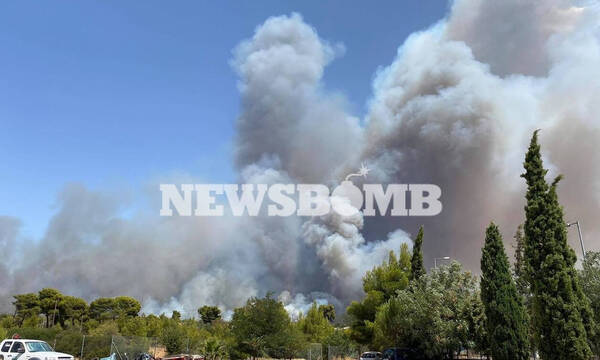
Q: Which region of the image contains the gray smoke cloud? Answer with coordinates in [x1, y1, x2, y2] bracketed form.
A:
[1, 0, 599, 316]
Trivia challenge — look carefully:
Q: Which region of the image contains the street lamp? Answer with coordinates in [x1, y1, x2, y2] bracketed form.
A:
[434, 256, 451, 268]
[567, 220, 586, 259]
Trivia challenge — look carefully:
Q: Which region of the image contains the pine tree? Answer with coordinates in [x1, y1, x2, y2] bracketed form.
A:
[522, 130, 593, 360]
[480, 222, 530, 360]
[410, 226, 425, 281]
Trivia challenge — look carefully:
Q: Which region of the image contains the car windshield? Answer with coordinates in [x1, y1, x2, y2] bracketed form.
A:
[361, 353, 377, 358]
[26, 342, 53, 352]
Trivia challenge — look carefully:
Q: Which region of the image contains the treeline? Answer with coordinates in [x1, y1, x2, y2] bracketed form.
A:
[11, 290, 140, 328]
[346, 131, 600, 360]
[1, 289, 353, 360]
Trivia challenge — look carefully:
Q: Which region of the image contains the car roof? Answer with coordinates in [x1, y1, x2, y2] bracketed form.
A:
[3, 339, 47, 342]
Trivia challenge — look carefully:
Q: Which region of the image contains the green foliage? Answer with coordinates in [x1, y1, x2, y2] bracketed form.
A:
[373, 262, 482, 358]
[198, 306, 222, 324]
[0, 314, 16, 329]
[348, 245, 411, 345]
[59, 296, 88, 327]
[363, 246, 411, 298]
[580, 251, 600, 353]
[230, 293, 304, 359]
[318, 304, 335, 322]
[480, 222, 530, 360]
[88, 296, 140, 322]
[89, 320, 120, 336]
[200, 337, 227, 360]
[161, 322, 187, 354]
[513, 224, 537, 357]
[114, 296, 141, 318]
[512, 224, 529, 299]
[89, 298, 117, 321]
[522, 131, 594, 360]
[323, 328, 356, 359]
[119, 316, 147, 337]
[410, 226, 425, 281]
[38, 288, 63, 327]
[297, 302, 334, 343]
[13, 293, 41, 326]
[463, 291, 489, 356]
[141, 314, 162, 338]
[54, 330, 85, 357]
[5, 326, 59, 342]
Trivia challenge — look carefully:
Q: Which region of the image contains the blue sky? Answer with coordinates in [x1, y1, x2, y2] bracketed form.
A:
[0, 1, 449, 239]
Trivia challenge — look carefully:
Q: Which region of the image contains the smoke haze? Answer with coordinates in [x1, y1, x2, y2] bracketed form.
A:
[1, 0, 599, 316]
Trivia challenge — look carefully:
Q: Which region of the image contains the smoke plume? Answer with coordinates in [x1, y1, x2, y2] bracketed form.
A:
[1, 0, 599, 316]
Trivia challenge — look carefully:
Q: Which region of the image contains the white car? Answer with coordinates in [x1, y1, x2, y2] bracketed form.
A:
[360, 352, 382, 360]
[0, 339, 74, 360]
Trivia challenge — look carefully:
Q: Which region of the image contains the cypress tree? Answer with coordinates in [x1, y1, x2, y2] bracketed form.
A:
[513, 224, 529, 299]
[480, 222, 530, 360]
[522, 130, 592, 360]
[547, 176, 596, 354]
[410, 226, 425, 281]
[513, 224, 537, 356]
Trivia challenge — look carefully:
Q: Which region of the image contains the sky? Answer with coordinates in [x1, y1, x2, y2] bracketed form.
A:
[2, 0, 599, 315]
[0, 1, 449, 239]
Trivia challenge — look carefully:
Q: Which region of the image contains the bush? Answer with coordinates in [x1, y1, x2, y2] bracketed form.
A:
[161, 323, 186, 354]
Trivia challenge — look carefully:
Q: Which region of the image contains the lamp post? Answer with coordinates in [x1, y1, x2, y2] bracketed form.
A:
[434, 256, 451, 268]
[567, 221, 586, 259]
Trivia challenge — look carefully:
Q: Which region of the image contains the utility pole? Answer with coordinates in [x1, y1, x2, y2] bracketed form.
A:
[80, 335, 85, 360]
[567, 221, 586, 259]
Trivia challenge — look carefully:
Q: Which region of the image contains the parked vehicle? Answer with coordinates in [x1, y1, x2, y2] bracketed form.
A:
[134, 353, 155, 360]
[360, 352, 382, 360]
[381, 348, 423, 360]
[0, 339, 74, 360]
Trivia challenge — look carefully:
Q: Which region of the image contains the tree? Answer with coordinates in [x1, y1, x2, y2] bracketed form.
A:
[59, 296, 88, 327]
[323, 329, 357, 360]
[480, 222, 529, 360]
[114, 296, 141, 318]
[120, 316, 147, 337]
[89, 320, 120, 336]
[89, 297, 117, 321]
[200, 337, 227, 360]
[548, 178, 596, 353]
[145, 314, 163, 338]
[199, 306, 222, 324]
[13, 293, 41, 326]
[373, 262, 481, 358]
[580, 251, 600, 353]
[347, 245, 411, 345]
[464, 291, 490, 356]
[38, 288, 63, 327]
[318, 304, 335, 322]
[171, 310, 181, 322]
[230, 293, 301, 359]
[512, 224, 529, 299]
[513, 224, 539, 357]
[410, 226, 425, 281]
[161, 322, 186, 354]
[298, 302, 334, 343]
[522, 130, 593, 359]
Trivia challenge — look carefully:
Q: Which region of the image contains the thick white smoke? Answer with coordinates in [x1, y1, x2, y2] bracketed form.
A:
[1, 0, 599, 316]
